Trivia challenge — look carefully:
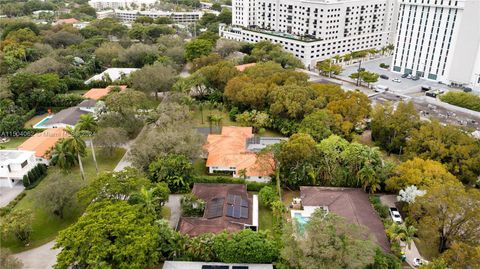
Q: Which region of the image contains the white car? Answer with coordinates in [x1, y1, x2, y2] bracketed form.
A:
[392, 78, 401, 83]
[389, 207, 403, 224]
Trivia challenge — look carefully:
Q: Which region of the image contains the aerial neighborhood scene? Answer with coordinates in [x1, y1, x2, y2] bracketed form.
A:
[1, 0, 480, 268]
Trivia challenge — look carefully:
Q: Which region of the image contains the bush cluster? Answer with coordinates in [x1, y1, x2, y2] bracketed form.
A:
[22, 164, 48, 189]
[440, 91, 480, 112]
[369, 195, 390, 220]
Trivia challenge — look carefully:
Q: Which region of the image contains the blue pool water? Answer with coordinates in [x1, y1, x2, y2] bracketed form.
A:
[33, 116, 52, 128]
[294, 213, 310, 225]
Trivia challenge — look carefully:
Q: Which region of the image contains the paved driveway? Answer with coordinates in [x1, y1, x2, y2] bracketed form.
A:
[0, 184, 25, 207]
[14, 241, 59, 269]
[165, 195, 182, 229]
[379, 194, 425, 268]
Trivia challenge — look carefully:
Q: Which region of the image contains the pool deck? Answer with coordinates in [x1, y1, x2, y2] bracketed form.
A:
[33, 116, 52, 129]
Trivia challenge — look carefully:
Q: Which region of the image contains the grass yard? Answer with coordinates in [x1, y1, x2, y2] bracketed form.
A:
[24, 114, 48, 128]
[0, 137, 29, 149]
[258, 204, 274, 231]
[192, 108, 238, 128]
[3, 148, 125, 253]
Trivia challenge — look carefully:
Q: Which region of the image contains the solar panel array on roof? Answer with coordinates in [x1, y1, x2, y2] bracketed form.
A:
[206, 198, 225, 219]
[232, 266, 249, 269]
[226, 194, 248, 219]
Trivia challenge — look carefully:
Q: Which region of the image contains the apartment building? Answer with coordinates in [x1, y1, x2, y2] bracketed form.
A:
[392, 0, 480, 87]
[113, 9, 203, 24]
[0, 150, 37, 188]
[221, 0, 398, 68]
[88, 0, 157, 10]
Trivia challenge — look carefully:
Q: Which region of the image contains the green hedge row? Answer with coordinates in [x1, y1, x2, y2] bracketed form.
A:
[0, 192, 26, 217]
[191, 176, 272, 192]
[23, 164, 48, 189]
[440, 91, 480, 112]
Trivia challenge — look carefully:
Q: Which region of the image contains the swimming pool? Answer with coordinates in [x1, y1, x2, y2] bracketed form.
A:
[294, 213, 310, 225]
[33, 116, 52, 129]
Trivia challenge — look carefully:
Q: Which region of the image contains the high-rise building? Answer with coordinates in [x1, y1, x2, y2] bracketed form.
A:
[88, 0, 157, 11]
[392, 0, 480, 87]
[221, 0, 398, 68]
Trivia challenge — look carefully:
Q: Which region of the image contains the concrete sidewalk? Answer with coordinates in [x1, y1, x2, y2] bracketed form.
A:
[14, 241, 59, 269]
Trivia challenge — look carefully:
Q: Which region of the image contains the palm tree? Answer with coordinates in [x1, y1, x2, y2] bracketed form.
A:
[76, 114, 99, 175]
[48, 140, 76, 171]
[136, 186, 159, 215]
[386, 223, 417, 250]
[64, 126, 88, 180]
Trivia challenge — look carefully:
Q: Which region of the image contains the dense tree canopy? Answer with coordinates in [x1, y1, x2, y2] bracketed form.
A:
[409, 180, 480, 253]
[282, 210, 378, 269]
[54, 201, 160, 269]
[385, 158, 458, 191]
[405, 121, 480, 185]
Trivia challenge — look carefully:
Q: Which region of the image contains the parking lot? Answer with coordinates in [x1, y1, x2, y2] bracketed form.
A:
[340, 56, 456, 95]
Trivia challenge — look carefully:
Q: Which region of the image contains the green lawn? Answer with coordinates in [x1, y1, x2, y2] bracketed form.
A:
[0, 137, 29, 149]
[192, 108, 238, 128]
[259, 204, 274, 231]
[4, 148, 126, 253]
[24, 114, 48, 128]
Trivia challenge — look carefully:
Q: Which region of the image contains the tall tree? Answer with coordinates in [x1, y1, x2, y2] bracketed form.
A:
[48, 140, 77, 171]
[64, 126, 87, 180]
[371, 101, 420, 154]
[386, 158, 458, 191]
[54, 201, 159, 269]
[405, 120, 480, 185]
[130, 63, 177, 99]
[409, 180, 480, 253]
[282, 210, 377, 269]
[76, 114, 99, 174]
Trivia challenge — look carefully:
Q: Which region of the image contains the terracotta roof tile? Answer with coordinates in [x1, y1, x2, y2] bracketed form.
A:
[235, 63, 257, 72]
[83, 85, 127, 100]
[17, 128, 70, 158]
[205, 127, 273, 177]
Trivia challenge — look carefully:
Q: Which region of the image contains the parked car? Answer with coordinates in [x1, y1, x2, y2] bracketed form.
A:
[380, 74, 389, 80]
[389, 207, 403, 224]
[374, 85, 389, 92]
[463, 87, 473, 92]
[392, 78, 401, 83]
[401, 73, 409, 78]
[407, 74, 413, 79]
[412, 76, 420, 81]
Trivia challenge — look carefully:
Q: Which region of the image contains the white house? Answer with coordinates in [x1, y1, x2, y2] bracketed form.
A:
[220, 0, 398, 68]
[0, 150, 37, 188]
[85, 68, 139, 84]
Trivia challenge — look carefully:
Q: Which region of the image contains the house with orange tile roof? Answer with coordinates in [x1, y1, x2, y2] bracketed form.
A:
[54, 18, 79, 25]
[83, 85, 127, 100]
[204, 127, 286, 182]
[235, 62, 256, 72]
[17, 128, 70, 164]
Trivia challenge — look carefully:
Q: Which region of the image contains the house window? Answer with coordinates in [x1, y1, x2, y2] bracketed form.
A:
[21, 160, 28, 168]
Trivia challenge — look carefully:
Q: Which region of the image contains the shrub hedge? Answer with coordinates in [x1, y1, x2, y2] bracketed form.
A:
[440, 91, 480, 112]
[23, 164, 48, 189]
[191, 176, 272, 192]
